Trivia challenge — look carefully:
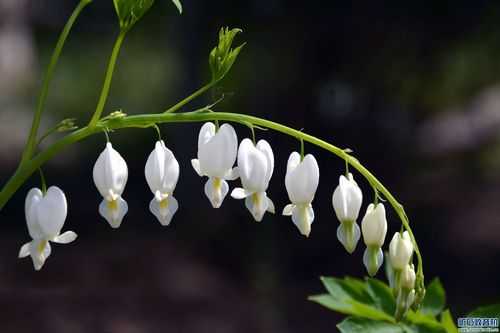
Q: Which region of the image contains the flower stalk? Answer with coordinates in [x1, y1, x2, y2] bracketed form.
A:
[0, 109, 425, 300]
[21, 0, 92, 164]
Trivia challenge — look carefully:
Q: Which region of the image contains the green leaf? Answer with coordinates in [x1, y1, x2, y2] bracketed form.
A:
[366, 278, 396, 315]
[468, 303, 500, 317]
[170, 0, 182, 14]
[309, 294, 395, 323]
[406, 310, 441, 326]
[337, 317, 404, 333]
[321, 276, 373, 304]
[113, 0, 155, 30]
[440, 309, 458, 333]
[421, 278, 446, 316]
[400, 322, 447, 333]
[209, 27, 245, 82]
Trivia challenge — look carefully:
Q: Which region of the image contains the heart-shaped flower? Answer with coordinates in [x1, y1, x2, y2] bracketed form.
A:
[18, 186, 77, 270]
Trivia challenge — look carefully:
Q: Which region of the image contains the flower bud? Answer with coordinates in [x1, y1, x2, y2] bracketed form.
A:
[395, 264, 417, 320]
[389, 231, 414, 270]
[361, 203, 387, 247]
[400, 264, 416, 290]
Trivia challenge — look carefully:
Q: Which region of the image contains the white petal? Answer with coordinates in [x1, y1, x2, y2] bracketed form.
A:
[197, 122, 216, 149]
[291, 204, 314, 237]
[24, 188, 44, 240]
[93, 142, 128, 200]
[224, 167, 239, 180]
[36, 186, 67, 238]
[361, 203, 387, 247]
[285, 153, 319, 204]
[191, 159, 202, 176]
[149, 195, 179, 226]
[282, 203, 295, 216]
[231, 187, 252, 199]
[332, 174, 363, 223]
[145, 140, 179, 195]
[198, 123, 237, 178]
[99, 197, 128, 228]
[18, 242, 31, 258]
[336, 221, 361, 254]
[244, 192, 269, 222]
[266, 197, 275, 214]
[52, 231, 78, 244]
[238, 138, 269, 192]
[204, 177, 229, 208]
[256, 139, 274, 184]
[29, 240, 51, 271]
[363, 246, 384, 277]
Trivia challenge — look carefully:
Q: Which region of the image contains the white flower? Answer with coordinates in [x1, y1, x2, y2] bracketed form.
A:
[333, 173, 363, 253]
[332, 173, 362, 223]
[282, 152, 319, 237]
[93, 142, 128, 228]
[191, 122, 238, 208]
[18, 186, 77, 271]
[231, 138, 275, 221]
[361, 203, 387, 247]
[389, 231, 414, 270]
[361, 203, 388, 276]
[145, 140, 180, 226]
[400, 264, 416, 290]
[396, 264, 416, 317]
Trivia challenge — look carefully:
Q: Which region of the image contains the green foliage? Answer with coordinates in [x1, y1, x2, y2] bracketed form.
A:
[468, 303, 500, 317]
[421, 278, 446, 316]
[113, 0, 154, 30]
[440, 310, 458, 333]
[209, 27, 245, 82]
[112, 0, 182, 30]
[310, 276, 458, 333]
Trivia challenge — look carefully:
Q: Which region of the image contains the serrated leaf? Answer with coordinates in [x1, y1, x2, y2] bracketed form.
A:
[440, 309, 458, 333]
[309, 294, 395, 322]
[337, 317, 403, 333]
[421, 278, 446, 316]
[170, 0, 182, 14]
[366, 278, 396, 315]
[468, 303, 500, 317]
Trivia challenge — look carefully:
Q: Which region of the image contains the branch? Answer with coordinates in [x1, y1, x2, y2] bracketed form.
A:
[21, 0, 92, 164]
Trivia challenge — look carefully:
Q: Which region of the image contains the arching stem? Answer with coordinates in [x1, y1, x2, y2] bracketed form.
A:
[0, 110, 425, 300]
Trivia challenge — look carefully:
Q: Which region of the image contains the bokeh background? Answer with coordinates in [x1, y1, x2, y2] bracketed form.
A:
[1, 0, 500, 332]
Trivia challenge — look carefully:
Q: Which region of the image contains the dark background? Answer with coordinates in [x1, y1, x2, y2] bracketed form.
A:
[1, 0, 500, 332]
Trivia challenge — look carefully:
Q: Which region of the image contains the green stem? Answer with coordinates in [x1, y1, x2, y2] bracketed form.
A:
[163, 81, 218, 114]
[88, 29, 127, 127]
[21, 0, 92, 163]
[0, 110, 424, 294]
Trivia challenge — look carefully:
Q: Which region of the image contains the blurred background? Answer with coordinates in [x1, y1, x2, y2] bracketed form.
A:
[1, 0, 500, 332]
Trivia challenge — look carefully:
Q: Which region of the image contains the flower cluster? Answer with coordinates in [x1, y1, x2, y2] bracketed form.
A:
[331, 173, 416, 316]
[18, 120, 416, 310]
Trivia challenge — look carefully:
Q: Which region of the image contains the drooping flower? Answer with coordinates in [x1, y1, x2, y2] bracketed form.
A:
[231, 138, 275, 221]
[389, 231, 414, 270]
[145, 140, 180, 226]
[395, 264, 416, 319]
[93, 142, 128, 228]
[282, 152, 319, 237]
[191, 122, 238, 208]
[332, 173, 363, 253]
[18, 186, 77, 271]
[361, 203, 388, 276]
